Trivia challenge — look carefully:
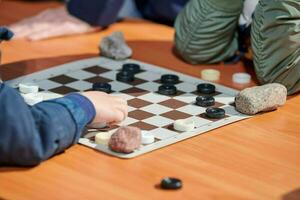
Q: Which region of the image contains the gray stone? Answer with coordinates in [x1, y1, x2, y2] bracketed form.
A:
[235, 83, 287, 115]
[99, 31, 132, 60]
[108, 126, 141, 154]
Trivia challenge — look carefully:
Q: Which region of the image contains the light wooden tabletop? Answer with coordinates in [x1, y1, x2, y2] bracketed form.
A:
[0, 1, 299, 200]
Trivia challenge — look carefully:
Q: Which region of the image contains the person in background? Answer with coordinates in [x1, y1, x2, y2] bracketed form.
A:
[174, 0, 300, 95]
[0, 27, 128, 166]
[9, 0, 188, 41]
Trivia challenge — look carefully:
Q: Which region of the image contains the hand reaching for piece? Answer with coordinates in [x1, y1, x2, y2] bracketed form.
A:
[82, 91, 128, 126]
[9, 7, 98, 41]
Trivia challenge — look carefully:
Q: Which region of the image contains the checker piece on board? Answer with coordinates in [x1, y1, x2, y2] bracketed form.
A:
[116, 70, 135, 83]
[122, 63, 141, 74]
[206, 107, 225, 119]
[158, 84, 177, 95]
[196, 96, 215, 107]
[197, 83, 216, 94]
[161, 74, 179, 85]
[92, 82, 112, 93]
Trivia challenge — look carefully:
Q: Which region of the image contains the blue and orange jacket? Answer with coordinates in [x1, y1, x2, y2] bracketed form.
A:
[0, 27, 95, 166]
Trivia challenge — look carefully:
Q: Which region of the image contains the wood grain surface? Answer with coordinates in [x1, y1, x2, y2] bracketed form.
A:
[0, 1, 299, 200]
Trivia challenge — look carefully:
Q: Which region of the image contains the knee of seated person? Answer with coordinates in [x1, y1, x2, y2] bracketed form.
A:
[254, 58, 300, 95]
[251, 0, 300, 95]
[174, 36, 238, 64]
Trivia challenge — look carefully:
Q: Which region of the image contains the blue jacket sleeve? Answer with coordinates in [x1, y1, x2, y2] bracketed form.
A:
[0, 84, 95, 166]
[66, 0, 124, 26]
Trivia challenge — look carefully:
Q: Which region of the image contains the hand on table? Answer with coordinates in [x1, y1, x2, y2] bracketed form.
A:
[9, 7, 98, 41]
[82, 91, 128, 126]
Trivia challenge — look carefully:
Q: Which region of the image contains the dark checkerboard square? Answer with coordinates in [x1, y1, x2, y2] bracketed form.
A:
[128, 121, 157, 131]
[161, 110, 192, 120]
[83, 66, 110, 74]
[158, 99, 187, 109]
[49, 86, 79, 95]
[84, 76, 112, 83]
[126, 78, 147, 86]
[127, 98, 152, 108]
[49, 75, 77, 84]
[128, 110, 155, 120]
[120, 87, 148, 97]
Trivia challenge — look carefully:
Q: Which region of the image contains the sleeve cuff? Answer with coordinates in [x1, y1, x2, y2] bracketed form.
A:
[64, 93, 96, 124]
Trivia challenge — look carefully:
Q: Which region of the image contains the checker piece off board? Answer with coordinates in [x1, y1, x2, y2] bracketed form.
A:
[7, 57, 252, 158]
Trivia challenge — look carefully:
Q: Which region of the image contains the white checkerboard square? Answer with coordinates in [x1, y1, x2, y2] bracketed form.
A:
[65, 80, 92, 91]
[186, 116, 211, 128]
[135, 82, 161, 92]
[215, 93, 235, 105]
[151, 128, 179, 140]
[135, 71, 161, 81]
[109, 81, 132, 92]
[142, 115, 174, 127]
[173, 93, 196, 103]
[177, 104, 207, 115]
[36, 79, 62, 90]
[67, 70, 95, 80]
[176, 82, 197, 93]
[100, 71, 118, 80]
[140, 103, 172, 115]
[119, 117, 138, 126]
[138, 92, 170, 103]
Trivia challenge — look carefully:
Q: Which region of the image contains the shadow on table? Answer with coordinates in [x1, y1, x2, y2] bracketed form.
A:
[282, 188, 300, 200]
[0, 167, 32, 173]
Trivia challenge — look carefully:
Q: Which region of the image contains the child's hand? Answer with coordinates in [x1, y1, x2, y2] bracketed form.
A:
[9, 7, 97, 41]
[82, 91, 128, 125]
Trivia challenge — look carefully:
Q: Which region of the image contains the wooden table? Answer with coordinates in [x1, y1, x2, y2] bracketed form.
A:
[0, 1, 299, 200]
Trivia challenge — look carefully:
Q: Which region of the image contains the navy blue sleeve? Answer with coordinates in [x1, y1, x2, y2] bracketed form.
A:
[66, 0, 124, 26]
[136, 0, 188, 25]
[0, 84, 95, 166]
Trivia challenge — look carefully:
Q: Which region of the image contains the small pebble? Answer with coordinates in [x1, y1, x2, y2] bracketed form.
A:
[99, 31, 132, 60]
[108, 126, 141, 153]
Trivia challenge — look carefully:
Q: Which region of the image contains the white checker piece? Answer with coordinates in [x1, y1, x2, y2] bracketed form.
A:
[140, 103, 172, 115]
[142, 116, 174, 127]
